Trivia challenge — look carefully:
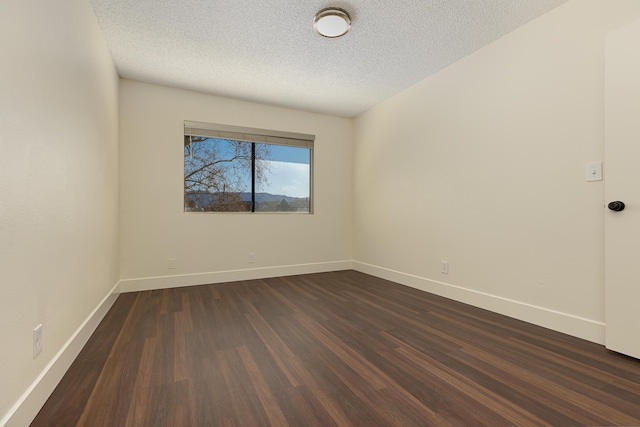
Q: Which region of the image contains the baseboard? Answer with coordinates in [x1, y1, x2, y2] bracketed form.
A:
[120, 260, 354, 293]
[1, 281, 122, 427]
[353, 261, 605, 345]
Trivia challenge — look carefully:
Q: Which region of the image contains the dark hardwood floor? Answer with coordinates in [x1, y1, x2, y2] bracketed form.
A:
[32, 270, 640, 426]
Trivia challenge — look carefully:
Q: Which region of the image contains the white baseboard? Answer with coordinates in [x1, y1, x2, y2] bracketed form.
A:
[353, 261, 605, 345]
[1, 281, 121, 427]
[120, 260, 354, 293]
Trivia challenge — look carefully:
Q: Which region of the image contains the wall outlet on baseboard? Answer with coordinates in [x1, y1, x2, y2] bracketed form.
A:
[168, 258, 176, 269]
[33, 324, 43, 359]
[248, 252, 256, 264]
[441, 260, 449, 274]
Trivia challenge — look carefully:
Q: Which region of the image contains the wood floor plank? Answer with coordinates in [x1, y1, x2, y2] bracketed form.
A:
[386, 332, 552, 427]
[236, 345, 290, 427]
[454, 346, 625, 426]
[244, 307, 305, 387]
[124, 337, 157, 427]
[75, 338, 144, 426]
[31, 270, 640, 426]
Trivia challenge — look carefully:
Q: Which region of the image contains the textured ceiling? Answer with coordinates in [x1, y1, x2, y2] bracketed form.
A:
[89, 0, 568, 118]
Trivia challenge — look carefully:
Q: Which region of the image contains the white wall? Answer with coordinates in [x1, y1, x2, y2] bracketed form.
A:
[352, 0, 640, 344]
[119, 80, 352, 291]
[0, 0, 120, 425]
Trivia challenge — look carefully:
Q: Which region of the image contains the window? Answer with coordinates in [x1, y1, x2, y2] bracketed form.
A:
[184, 121, 314, 213]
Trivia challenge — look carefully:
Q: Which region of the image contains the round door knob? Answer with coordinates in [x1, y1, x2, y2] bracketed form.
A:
[608, 201, 625, 212]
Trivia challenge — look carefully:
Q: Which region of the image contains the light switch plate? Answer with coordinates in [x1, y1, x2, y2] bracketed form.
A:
[586, 161, 602, 182]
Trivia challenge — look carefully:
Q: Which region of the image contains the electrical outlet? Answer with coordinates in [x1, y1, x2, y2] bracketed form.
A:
[441, 260, 449, 274]
[33, 324, 43, 359]
[168, 258, 176, 269]
[248, 252, 255, 263]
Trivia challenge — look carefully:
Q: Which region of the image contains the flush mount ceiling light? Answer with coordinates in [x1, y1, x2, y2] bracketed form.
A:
[313, 7, 351, 38]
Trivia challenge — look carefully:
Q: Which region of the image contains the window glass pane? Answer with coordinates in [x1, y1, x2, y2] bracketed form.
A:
[184, 137, 252, 212]
[255, 144, 310, 212]
[184, 131, 312, 214]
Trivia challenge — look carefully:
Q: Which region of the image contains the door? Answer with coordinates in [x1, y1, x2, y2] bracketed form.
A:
[604, 19, 640, 359]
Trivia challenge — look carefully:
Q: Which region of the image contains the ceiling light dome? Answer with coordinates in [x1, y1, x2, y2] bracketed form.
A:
[314, 7, 351, 38]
